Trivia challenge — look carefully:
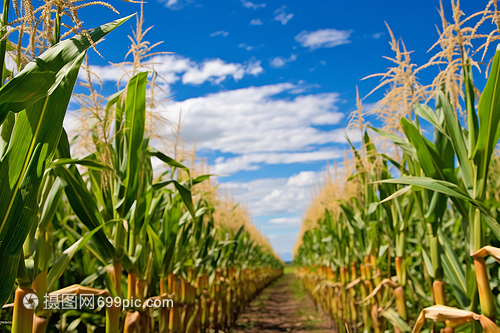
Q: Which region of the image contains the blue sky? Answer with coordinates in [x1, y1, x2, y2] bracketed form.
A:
[73, 0, 488, 261]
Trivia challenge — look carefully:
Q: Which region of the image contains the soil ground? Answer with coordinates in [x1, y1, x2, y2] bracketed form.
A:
[229, 273, 334, 333]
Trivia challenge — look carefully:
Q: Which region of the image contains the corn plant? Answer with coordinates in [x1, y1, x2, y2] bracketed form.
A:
[294, 2, 500, 332]
[0, 3, 283, 333]
[0, 15, 132, 333]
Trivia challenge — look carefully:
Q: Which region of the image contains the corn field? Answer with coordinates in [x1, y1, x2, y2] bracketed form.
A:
[8, 0, 500, 333]
[292, 1, 500, 333]
[0, 1, 283, 333]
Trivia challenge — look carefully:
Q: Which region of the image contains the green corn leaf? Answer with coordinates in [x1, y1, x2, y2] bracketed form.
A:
[473, 45, 500, 199]
[0, 15, 133, 125]
[146, 225, 166, 275]
[421, 247, 434, 279]
[192, 174, 219, 186]
[62, 226, 108, 266]
[376, 176, 500, 241]
[106, 89, 124, 113]
[0, 144, 45, 307]
[381, 308, 411, 332]
[49, 158, 113, 171]
[88, 165, 114, 222]
[0, 252, 20, 308]
[463, 56, 479, 157]
[0, 112, 14, 157]
[121, 71, 148, 214]
[368, 125, 417, 157]
[374, 177, 471, 203]
[38, 178, 63, 230]
[413, 103, 447, 136]
[56, 128, 71, 159]
[436, 91, 474, 192]
[147, 147, 190, 177]
[46, 220, 118, 291]
[407, 268, 433, 306]
[0, 52, 83, 250]
[480, 211, 500, 244]
[466, 263, 478, 301]
[438, 228, 469, 308]
[119, 72, 148, 216]
[55, 165, 117, 261]
[80, 265, 109, 286]
[364, 130, 377, 155]
[400, 117, 457, 183]
[153, 180, 196, 219]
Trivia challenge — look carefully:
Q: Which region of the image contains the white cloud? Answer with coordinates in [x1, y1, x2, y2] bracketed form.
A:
[238, 43, 254, 51]
[269, 53, 297, 68]
[274, 12, 294, 25]
[241, 0, 265, 9]
[308, 60, 327, 72]
[85, 54, 263, 87]
[246, 59, 264, 75]
[269, 217, 302, 224]
[218, 170, 334, 258]
[212, 150, 343, 174]
[273, 6, 294, 25]
[372, 32, 384, 39]
[295, 28, 353, 50]
[161, 0, 193, 10]
[163, 83, 346, 156]
[219, 171, 323, 217]
[269, 57, 285, 68]
[181, 58, 261, 85]
[250, 18, 263, 25]
[209, 30, 229, 37]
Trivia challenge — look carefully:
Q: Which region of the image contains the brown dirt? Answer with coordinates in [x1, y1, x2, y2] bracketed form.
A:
[229, 273, 334, 333]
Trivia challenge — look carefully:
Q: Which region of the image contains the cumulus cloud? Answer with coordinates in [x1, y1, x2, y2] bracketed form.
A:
[269, 57, 285, 68]
[372, 32, 384, 39]
[238, 43, 254, 51]
[269, 53, 297, 68]
[273, 6, 293, 25]
[250, 18, 263, 25]
[241, 0, 265, 9]
[274, 12, 294, 25]
[245, 59, 264, 75]
[163, 83, 348, 156]
[211, 150, 343, 174]
[269, 217, 302, 224]
[220, 171, 323, 217]
[217, 170, 336, 258]
[209, 30, 229, 37]
[181, 58, 262, 85]
[295, 28, 353, 50]
[85, 54, 263, 87]
[160, 0, 194, 10]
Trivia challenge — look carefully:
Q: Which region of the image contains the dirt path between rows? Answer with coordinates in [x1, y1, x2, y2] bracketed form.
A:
[229, 273, 334, 333]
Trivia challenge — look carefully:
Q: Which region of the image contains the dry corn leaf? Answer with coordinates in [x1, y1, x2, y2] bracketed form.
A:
[345, 278, 362, 290]
[412, 305, 500, 333]
[49, 285, 109, 299]
[472, 246, 500, 264]
[362, 278, 399, 302]
[312, 280, 342, 294]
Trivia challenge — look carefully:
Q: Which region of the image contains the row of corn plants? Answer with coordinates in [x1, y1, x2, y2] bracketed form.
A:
[294, 1, 500, 333]
[0, 1, 283, 332]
